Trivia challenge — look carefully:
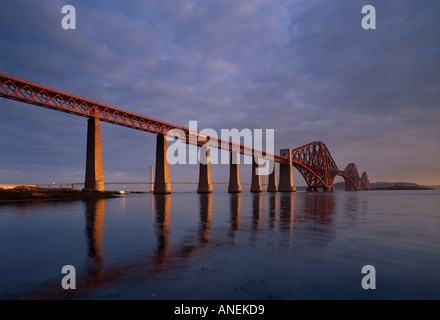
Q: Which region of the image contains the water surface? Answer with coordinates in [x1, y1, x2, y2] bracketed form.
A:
[0, 190, 439, 299]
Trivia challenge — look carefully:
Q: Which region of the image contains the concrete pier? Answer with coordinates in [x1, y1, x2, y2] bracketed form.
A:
[84, 117, 104, 191]
[228, 151, 241, 193]
[197, 144, 213, 194]
[307, 186, 319, 192]
[278, 149, 296, 192]
[250, 156, 262, 192]
[267, 160, 278, 192]
[154, 134, 171, 194]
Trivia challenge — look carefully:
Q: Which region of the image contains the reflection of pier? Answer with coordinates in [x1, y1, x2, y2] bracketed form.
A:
[249, 193, 262, 246]
[269, 193, 277, 230]
[294, 193, 336, 248]
[154, 194, 170, 264]
[198, 194, 212, 244]
[84, 199, 106, 276]
[229, 193, 241, 242]
[252, 193, 261, 231]
[154, 193, 213, 264]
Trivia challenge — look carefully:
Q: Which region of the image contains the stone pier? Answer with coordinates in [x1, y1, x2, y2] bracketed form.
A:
[267, 160, 278, 192]
[84, 117, 104, 191]
[197, 144, 213, 194]
[154, 134, 171, 194]
[250, 156, 262, 192]
[278, 149, 296, 192]
[228, 151, 241, 193]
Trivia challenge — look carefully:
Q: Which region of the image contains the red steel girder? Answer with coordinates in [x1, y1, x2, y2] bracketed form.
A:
[337, 163, 361, 190]
[360, 172, 370, 190]
[0, 72, 370, 186]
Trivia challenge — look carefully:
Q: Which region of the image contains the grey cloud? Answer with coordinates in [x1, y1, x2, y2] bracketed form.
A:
[0, 0, 439, 185]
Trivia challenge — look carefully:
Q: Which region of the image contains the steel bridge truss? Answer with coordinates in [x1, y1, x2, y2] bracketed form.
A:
[0, 72, 285, 165]
[0, 72, 369, 191]
[291, 141, 340, 190]
[338, 163, 361, 191]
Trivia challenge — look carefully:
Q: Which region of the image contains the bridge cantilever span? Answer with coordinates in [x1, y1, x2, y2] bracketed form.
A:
[0, 72, 369, 193]
[337, 163, 361, 191]
[360, 172, 370, 190]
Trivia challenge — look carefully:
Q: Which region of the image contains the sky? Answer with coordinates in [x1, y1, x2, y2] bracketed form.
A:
[0, 0, 439, 187]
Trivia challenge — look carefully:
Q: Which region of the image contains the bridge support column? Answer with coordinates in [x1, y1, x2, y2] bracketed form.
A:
[307, 186, 319, 192]
[228, 151, 241, 193]
[154, 134, 171, 194]
[250, 156, 262, 192]
[84, 117, 104, 191]
[267, 161, 278, 192]
[279, 149, 296, 192]
[197, 144, 213, 194]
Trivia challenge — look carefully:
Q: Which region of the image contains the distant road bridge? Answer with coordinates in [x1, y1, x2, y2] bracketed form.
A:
[0, 72, 369, 193]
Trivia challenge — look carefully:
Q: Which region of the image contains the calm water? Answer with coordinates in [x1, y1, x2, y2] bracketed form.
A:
[0, 190, 439, 299]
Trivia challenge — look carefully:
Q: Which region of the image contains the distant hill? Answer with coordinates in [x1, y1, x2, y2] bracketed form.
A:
[369, 182, 434, 190]
[297, 182, 435, 191]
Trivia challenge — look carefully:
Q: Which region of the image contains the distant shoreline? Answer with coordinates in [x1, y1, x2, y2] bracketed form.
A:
[369, 186, 434, 191]
[0, 186, 119, 201]
[1, 184, 436, 202]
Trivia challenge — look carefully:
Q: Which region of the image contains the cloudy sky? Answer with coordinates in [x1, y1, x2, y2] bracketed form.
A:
[0, 0, 439, 187]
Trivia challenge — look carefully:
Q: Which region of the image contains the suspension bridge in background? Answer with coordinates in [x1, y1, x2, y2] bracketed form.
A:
[0, 72, 369, 193]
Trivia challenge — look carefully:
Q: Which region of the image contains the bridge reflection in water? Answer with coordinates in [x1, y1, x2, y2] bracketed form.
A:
[149, 192, 337, 265]
[84, 199, 106, 276]
[154, 194, 170, 264]
[6, 192, 344, 299]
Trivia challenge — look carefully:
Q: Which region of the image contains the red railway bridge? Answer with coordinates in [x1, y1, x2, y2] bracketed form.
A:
[0, 72, 369, 193]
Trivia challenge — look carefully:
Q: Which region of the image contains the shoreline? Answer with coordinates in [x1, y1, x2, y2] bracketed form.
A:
[0, 187, 119, 202]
